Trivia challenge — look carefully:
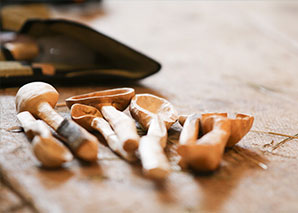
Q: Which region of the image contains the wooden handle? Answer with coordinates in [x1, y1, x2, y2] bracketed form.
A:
[178, 114, 200, 146]
[101, 106, 139, 152]
[138, 135, 170, 179]
[91, 117, 137, 162]
[56, 119, 99, 162]
[180, 116, 231, 171]
[147, 115, 167, 148]
[36, 102, 99, 162]
[17, 111, 73, 168]
[37, 101, 64, 130]
[4, 40, 39, 60]
[17, 111, 50, 139]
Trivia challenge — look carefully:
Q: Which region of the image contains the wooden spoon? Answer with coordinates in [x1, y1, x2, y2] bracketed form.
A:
[178, 115, 231, 171]
[65, 88, 139, 152]
[129, 94, 178, 179]
[71, 103, 137, 162]
[16, 82, 99, 162]
[17, 111, 73, 168]
[178, 113, 254, 171]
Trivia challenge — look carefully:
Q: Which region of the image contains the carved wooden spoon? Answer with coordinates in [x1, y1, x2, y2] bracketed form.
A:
[66, 88, 139, 152]
[178, 113, 254, 171]
[16, 82, 99, 162]
[129, 94, 178, 179]
[17, 111, 73, 168]
[70, 103, 137, 162]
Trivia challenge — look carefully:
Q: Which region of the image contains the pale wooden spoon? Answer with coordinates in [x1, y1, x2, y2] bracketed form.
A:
[17, 111, 73, 168]
[129, 94, 178, 179]
[70, 103, 137, 162]
[66, 88, 139, 152]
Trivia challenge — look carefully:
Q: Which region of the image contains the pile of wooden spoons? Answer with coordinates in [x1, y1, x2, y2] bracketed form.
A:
[15, 82, 254, 179]
[15, 82, 99, 168]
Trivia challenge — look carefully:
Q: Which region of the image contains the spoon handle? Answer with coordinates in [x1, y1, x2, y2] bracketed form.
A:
[147, 115, 168, 148]
[37, 101, 98, 162]
[139, 135, 170, 179]
[101, 106, 140, 152]
[178, 114, 200, 146]
[91, 117, 137, 162]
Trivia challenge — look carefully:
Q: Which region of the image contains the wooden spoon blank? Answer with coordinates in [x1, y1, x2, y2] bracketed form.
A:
[138, 116, 170, 179]
[129, 94, 178, 179]
[65, 88, 139, 152]
[16, 82, 99, 162]
[178, 115, 231, 171]
[70, 103, 137, 162]
[17, 111, 73, 168]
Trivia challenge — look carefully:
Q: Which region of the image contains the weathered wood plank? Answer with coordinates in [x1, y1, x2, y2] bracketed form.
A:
[0, 181, 23, 212]
[1, 1, 298, 213]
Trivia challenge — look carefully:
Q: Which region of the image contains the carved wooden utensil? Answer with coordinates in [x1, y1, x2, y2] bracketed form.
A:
[70, 103, 137, 162]
[65, 88, 139, 152]
[129, 94, 178, 179]
[16, 82, 99, 162]
[17, 111, 73, 168]
[178, 113, 254, 171]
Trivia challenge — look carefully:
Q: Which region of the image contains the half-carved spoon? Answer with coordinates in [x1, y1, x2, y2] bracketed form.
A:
[129, 94, 178, 179]
[71, 103, 137, 162]
[17, 111, 73, 168]
[178, 113, 254, 171]
[16, 82, 99, 162]
[66, 88, 139, 152]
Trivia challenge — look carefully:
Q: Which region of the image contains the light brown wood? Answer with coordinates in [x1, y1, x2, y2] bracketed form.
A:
[66, 88, 139, 152]
[138, 133, 170, 179]
[179, 113, 254, 171]
[32, 63, 56, 76]
[15, 82, 99, 162]
[71, 103, 137, 162]
[1, 2, 298, 212]
[17, 111, 73, 168]
[130, 94, 178, 132]
[179, 115, 231, 171]
[129, 94, 178, 179]
[4, 40, 39, 61]
[178, 113, 200, 146]
[65, 88, 135, 111]
[101, 106, 139, 152]
[227, 114, 255, 147]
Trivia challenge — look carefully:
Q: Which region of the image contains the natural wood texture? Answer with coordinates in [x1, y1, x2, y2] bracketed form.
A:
[15, 82, 99, 162]
[1, 1, 298, 212]
[179, 115, 232, 171]
[178, 114, 200, 145]
[0, 181, 26, 212]
[17, 111, 73, 168]
[130, 94, 178, 179]
[66, 88, 140, 152]
[4, 39, 39, 61]
[138, 116, 170, 179]
[130, 94, 179, 133]
[71, 103, 136, 162]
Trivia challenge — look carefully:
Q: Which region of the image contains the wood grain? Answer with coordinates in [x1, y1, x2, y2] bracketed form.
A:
[1, 1, 298, 212]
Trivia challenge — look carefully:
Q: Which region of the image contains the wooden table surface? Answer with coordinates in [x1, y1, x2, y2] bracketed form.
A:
[1, 1, 298, 212]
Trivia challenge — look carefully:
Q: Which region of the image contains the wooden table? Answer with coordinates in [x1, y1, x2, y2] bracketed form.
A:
[1, 1, 298, 212]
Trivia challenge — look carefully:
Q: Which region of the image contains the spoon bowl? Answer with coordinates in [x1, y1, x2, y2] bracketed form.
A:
[66, 88, 135, 111]
[130, 94, 178, 130]
[129, 94, 178, 179]
[71, 103, 102, 131]
[70, 103, 137, 162]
